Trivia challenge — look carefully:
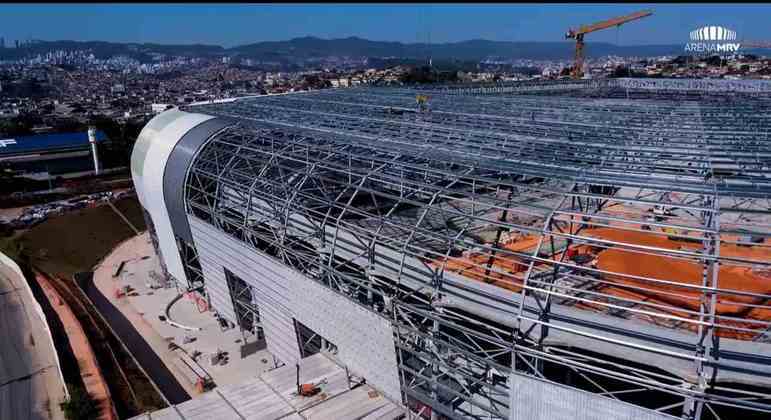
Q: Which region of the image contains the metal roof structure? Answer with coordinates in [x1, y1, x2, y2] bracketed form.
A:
[135, 79, 771, 420]
[0, 130, 106, 157]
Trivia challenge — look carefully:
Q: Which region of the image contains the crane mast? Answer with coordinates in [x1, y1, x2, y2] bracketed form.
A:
[565, 10, 653, 79]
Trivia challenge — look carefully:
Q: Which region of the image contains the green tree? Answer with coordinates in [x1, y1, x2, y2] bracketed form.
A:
[60, 386, 100, 420]
[0, 114, 41, 137]
[53, 118, 87, 133]
[400, 66, 436, 84]
[612, 65, 631, 78]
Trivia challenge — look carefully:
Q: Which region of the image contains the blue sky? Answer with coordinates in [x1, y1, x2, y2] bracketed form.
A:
[0, 4, 769, 47]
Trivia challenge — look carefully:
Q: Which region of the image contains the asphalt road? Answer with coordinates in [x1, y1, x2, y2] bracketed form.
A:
[81, 276, 190, 405]
[0, 259, 66, 420]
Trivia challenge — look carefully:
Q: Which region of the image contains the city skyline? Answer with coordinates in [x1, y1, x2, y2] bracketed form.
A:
[1, 4, 771, 47]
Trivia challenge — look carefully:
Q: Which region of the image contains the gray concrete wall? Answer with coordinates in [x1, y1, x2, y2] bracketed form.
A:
[509, 373, 677, 420]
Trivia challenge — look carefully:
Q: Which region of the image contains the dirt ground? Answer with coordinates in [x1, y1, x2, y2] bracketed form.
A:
[10, 196, 170, 418]
[19, 197, 146, 279]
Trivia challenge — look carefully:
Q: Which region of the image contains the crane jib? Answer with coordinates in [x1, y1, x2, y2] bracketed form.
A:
[566, 9, 653, 79]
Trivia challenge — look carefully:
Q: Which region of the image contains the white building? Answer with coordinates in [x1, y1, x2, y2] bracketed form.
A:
[132, 108, 403, 412]
[111, 84, 126, 94]
[151, 103, 172, 114]
[132, 87, 771, 420]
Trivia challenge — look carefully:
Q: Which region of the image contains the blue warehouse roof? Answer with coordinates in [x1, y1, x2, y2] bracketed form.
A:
[0, 130, 107, 157]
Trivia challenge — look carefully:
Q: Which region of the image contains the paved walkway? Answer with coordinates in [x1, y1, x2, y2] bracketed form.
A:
[128, 353, 404, 420]
[92, 233, 273, 399]
[0, 254, 66, 420]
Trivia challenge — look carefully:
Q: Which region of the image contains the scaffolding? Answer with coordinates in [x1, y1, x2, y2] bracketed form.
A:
[180, 82, 771, 419]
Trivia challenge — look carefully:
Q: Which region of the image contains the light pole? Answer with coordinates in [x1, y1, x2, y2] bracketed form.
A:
[45, 163, 52, 191]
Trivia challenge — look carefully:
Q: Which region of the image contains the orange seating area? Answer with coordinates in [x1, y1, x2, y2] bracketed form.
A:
[432, 225, 771, 340]
[584, 227, 771, 339]
[432, 234, 546, 293]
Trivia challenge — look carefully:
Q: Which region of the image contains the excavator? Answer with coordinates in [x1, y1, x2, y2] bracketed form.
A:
[565, 10, 653, 79]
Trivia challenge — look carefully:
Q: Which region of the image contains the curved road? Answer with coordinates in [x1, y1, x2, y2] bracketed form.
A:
[81, 277, 190, 404]
[0, 256, 66, 420]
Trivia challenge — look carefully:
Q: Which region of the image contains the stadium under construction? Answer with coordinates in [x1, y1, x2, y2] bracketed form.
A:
[132, 78, 771, 420]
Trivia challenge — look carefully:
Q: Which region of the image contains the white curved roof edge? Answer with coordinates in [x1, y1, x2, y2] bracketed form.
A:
[188, 90, 317, 107]
[188, 97, 244, 106]
[131, 109, 215, 285]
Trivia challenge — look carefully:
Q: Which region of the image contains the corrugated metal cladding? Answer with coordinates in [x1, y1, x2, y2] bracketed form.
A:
[163, 117, 233, 243]
[131, 109, 215, 287]
[291, 265, 402, 401]
[509, 373, 677, 420]
[188, 216, 402, 402]
[189, 216, 302, 366]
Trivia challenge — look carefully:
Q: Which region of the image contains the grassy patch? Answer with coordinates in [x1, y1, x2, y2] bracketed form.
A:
[18, 197, 146, 278]
[60, 385, 101, 420]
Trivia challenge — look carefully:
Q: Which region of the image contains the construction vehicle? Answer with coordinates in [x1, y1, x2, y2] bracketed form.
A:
[416, 94, 429, 112]
[565, 10, 653, 79]
[298, 383, 321, 397]
[294, 363, 327, 397]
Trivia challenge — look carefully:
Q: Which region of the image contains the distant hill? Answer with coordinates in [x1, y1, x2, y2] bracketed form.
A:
[230, 36, 685, 61]
[0, 36, 686, 63]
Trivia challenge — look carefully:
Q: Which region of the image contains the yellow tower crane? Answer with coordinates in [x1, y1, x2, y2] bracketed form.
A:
[565, 10, 653, 79]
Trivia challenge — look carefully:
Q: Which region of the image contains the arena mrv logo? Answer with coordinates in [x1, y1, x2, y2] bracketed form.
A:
[685, 25, 741, 54]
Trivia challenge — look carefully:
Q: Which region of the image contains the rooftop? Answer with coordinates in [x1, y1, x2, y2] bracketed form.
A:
[0, 130, 106, 157]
